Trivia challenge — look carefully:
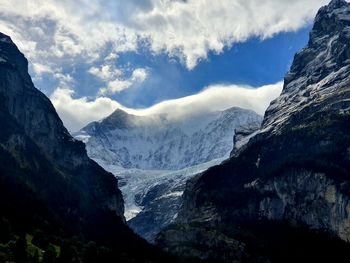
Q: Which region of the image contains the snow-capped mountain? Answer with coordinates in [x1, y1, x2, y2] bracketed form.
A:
[76, 107, 262, 170]
[75, 106, 262, 240]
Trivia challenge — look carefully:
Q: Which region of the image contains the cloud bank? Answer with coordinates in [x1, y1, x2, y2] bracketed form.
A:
[0, 1, 329, 132]
[0, 0, 330, 74]
[51, 82, 283, 132]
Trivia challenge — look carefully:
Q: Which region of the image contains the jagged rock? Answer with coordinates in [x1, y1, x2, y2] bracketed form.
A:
[0, 32, 173, 263]
[158, 1, 350, 262]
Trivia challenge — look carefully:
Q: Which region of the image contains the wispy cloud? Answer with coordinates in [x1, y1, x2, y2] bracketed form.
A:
[51, 82, 283, 132]
[89, 65, 123, 82]
[97, 67, 148, 95]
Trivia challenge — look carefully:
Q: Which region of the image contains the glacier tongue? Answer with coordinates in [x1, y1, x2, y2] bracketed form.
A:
[75, 106, 262, 240]
[95, 157, 226, 222]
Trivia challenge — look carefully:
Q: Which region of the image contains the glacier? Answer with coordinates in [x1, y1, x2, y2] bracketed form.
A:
[75, 106, 262, 240]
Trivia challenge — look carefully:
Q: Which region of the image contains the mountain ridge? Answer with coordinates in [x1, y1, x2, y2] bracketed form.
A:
[76, 106, 262, 170]
[0, 31, 174, 262]
[157, 1, 350, 262]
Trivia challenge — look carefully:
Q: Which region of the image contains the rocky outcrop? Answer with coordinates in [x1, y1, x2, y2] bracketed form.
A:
[231, 121, 261, 156]
[158, 1, 350, 262]
[255, 171, 350, 241]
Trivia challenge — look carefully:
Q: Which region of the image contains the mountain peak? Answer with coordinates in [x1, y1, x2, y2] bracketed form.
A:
[312, 0, 350, 38]
[108, 108, 131, 121]
[314, 0, 350, 30]
[77, 106, 262, 170]
[262, 0, 350, 134]
[0, 32, 13, 44]
[0, 32, 30, 82]
[327, 0, 348, 9]
[100, 108, 139, 129]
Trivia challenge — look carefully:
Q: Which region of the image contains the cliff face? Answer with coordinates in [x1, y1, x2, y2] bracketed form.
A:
[158, 1, 350, 262]
[0, 32, 125, 226]
[0, 31, 178, 263]
[262, 0, 350, 136]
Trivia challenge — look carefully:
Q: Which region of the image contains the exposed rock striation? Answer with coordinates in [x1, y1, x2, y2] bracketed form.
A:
[158, 1, 350, 262]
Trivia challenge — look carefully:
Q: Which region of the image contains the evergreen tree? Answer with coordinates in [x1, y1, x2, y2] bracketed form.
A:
[42, 244, 57, 263]
[12, 235, 27, 263]
[57, 240, 78, 263]
[32, 249, 40, 263]
[82, 241, 98, 263]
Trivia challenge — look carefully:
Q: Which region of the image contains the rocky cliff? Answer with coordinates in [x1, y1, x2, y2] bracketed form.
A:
[0, 32, 172, 262]
[0, 32, 124, 221]
[158, 1, 350, 262]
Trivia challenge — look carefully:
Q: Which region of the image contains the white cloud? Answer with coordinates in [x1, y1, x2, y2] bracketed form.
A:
[132, 82, 283, 119]
[54, 73, 74, 88]
[0, 0, 331, 71]
[98, 68, 148, 95]
[0, 1, 331, 131]
[51, 82, 283, 132]
[131, 68, 147, 82]
[132, 0, 331, 69]
[50, 88, 123, 132]
[101, 79, 132, 94]
[89, 65, 123, 82]
[32, 63, 53, 76]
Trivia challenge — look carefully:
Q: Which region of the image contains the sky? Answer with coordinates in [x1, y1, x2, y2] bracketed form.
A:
[0, 0, 333, 131]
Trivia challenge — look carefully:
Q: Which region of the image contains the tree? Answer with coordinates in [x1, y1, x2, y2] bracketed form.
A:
[32, 249, 40, 263]
[32, 230, 48, 248]
[12, 235, 27, 263]
[0, 217, 11, 242]
[82, 241, 98, 263]
[42, 244, 57, 263]
[57, 240, 78, 263]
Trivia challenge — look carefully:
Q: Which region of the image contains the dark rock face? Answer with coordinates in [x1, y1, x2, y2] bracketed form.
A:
[158, 1, 350, 262]
[262, 0, 350, 136]
[0, 32, 176, 263]
[0, 32, 124, 228]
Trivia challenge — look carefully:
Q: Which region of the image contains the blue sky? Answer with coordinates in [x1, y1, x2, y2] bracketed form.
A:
[34, 25, 311, 109]
[110, 27, 311, 108]
[0, 0, 331, 131]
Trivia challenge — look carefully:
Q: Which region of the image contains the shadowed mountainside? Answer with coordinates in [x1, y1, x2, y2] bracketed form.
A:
[158, 1, 350, 262]
[0, 32, 175, 263]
